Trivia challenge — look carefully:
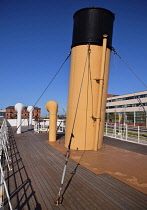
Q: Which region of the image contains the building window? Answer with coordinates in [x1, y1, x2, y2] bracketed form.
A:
[136, 112, 146, 124]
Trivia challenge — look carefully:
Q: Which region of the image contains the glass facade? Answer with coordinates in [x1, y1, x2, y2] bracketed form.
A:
[106, 112, 119, 123]
[106, 111, 146, 125]
[136, 112, 146, 124]
[0, 111, 6, 117]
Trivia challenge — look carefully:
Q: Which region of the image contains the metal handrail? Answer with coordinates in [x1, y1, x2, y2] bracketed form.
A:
[104, 122, 147, 146]
[0, 119, 13, 210]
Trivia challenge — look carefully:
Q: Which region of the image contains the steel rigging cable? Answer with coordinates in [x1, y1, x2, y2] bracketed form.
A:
[54, 45, 91, 205]
[14, 51, 71, 133]
[111, 48, 147, 126]
[112, 48, 147, 89]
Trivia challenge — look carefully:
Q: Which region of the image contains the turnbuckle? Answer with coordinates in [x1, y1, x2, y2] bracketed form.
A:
[54, 195, 63, 206]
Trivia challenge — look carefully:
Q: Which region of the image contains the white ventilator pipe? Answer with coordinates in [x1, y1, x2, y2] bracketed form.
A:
[15, 103, 24, 134]
[27, 106, 34, 130]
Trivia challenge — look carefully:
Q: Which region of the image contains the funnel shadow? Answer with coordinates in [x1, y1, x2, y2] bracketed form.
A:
[56, 133, 65, 141]
[3, 127, 42, 210]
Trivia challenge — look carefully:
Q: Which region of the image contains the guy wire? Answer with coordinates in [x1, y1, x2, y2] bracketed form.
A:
[14, 51, 71, 133]
[55, 45, 90, 205]
[112, 48, 147, 89]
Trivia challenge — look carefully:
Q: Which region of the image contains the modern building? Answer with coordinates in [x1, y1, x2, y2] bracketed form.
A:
[6, 106, 41, 119]
[106, 91, 147, 126]
[0, 110, 6, 118]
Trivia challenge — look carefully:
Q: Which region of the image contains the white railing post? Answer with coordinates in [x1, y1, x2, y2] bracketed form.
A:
[146, 112, 147, 129]
[120, 124, 123, 139]
[106, 123, 107, 136]
[134, 111, 136, 127]
[0, 119, 13, 210]
[138, 126, 140, 143]
[0, 163, 13, 210]
[126, 124, 128, 141]
[119, 113, 121, 133]
[114, 123, 116, 138]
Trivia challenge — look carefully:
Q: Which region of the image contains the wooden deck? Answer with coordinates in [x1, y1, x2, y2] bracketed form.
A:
[4, 127, 147, 209]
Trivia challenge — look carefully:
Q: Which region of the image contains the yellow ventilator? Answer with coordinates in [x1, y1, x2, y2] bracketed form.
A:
[65, 8, 115, 150]
[46, 100, 58, 142]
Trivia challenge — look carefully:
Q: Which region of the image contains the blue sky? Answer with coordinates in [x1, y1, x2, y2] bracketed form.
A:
[0, 0, 147, 116]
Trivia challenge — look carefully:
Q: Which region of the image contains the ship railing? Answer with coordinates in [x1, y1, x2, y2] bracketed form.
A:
[0, 119, 13, 210]
[34, 119, 65, 133]
[104, 122, 147, 145]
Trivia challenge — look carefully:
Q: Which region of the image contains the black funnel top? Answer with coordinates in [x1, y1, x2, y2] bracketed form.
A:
[72, 7, 115, 49]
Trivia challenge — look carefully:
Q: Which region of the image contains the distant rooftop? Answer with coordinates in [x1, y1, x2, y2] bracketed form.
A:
[6, 106, 40, 109]
[107, 94, 119, 98]
[107, 90, 147, 99]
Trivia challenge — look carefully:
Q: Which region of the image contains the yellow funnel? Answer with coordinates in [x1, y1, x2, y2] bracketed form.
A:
[65, 8, 115, 151]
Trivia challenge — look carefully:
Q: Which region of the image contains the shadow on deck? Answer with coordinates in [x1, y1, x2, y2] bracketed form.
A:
[4, 128, 41, 209]
[4, 127, 147, 210]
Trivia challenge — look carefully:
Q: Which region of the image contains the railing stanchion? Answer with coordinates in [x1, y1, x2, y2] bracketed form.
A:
[138, 126, 140, 143]
[106, 123, 107, 136]
[114, 123, 116, 138]
[0, 119, 13, 209]
[126, 124, 128, 141]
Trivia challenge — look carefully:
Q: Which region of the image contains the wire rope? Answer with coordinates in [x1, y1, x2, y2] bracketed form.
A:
[14, 51, 71, 133]
[112, 48, 147, 118]
[112, 48, 147, 89]
[55, 45, 90, 205]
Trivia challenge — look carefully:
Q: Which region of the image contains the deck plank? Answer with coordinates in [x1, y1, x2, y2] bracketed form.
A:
[3, 127, 147, 210]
